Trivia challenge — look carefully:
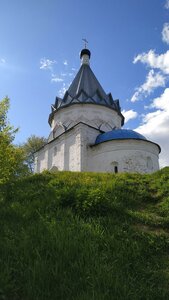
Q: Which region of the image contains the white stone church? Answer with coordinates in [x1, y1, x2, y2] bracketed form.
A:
[34, 48, 160, 174]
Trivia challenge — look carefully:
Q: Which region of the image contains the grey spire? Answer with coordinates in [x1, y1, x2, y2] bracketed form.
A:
[49, 48, 124, 126]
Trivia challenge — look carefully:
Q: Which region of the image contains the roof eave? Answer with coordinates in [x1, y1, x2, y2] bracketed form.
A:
[93, 138, 161, 153]
[48, 101, 124, 126]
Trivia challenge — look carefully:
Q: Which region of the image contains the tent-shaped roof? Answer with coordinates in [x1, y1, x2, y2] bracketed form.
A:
[49, 48, 124, 125]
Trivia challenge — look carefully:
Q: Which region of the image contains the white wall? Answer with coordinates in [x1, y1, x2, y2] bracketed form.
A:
[50, 104, 122, 140]
[34, 146, 48, 173]
[34, 123, 92, 173]
[87, 139, 160, 173]
[34, 123, 160, 174]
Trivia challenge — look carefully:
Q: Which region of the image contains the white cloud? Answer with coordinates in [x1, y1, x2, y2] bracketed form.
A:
[151, 89, 169, 111]
[61, 72, 67, 77]
[121, 109, 138, 123]
[40, 58, 56, 70]
[162, 23, 169, 45]
[63, 60, 68, 66]
[165, 0, 169, 9]
[0, 58, 6, 64]
[39, 56, 76, 92]
[58, 83, 67, 97]
[135, 88, 169, 167]
[51, 74, 64, 83]
[133, 49, 169, 74]
[58, 82, 72, 97]
[131, 70, 166, 102]
[131, 24, 169, 166]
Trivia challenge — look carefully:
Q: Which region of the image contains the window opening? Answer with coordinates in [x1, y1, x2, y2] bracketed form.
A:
[114, 166, 118, 173]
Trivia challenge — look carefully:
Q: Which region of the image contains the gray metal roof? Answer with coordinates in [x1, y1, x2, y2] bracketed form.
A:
[68, 64, 108, 100]
[48, 49, 124, 126]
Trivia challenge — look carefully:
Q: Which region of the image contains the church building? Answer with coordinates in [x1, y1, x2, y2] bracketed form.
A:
[34, 48, 160, 174]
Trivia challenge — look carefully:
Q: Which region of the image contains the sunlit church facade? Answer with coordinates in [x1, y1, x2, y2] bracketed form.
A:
[34, 48, 160, 174]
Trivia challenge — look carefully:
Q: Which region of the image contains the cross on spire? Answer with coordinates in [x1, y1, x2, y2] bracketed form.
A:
[82, 38, 88, 49]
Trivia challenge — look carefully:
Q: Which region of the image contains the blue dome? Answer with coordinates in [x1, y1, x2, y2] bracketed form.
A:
[95, 129, 147, 145]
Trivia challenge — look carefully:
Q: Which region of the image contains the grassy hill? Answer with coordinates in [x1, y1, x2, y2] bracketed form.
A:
[0, 168, 169, 300]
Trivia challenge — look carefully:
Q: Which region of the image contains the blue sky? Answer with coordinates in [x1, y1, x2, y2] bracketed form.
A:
[0, 0, 169, 166]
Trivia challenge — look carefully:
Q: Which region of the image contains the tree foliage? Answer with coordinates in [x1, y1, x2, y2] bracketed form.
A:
[21, 135, 47, 172]
[0, 97, 29, 183]
[0, 96, 17, 140]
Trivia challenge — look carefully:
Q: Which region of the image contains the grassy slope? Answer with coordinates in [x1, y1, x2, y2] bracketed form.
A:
[0, 168, 169, 300]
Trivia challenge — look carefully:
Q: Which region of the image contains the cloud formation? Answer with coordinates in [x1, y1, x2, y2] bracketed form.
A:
[0, 58, 6, 64]
[131, 70, 166, 102]
[58, 83, 69, 97]
[165, 0, 169, 9]
[131, 20, 169, 166]
[131, 46, 169, 102]
[135, 88, 169, 167]
[121, 109, 138, 123]
[63, 60, 68, 66]
[51, 74, 64, 83]
[40, 58, 56, 70]
[133, 50, 169, 74]
[39, 55, 77, 99]
[162, 23, 169, 45]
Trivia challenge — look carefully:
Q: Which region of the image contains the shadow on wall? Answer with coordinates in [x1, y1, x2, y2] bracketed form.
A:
[49, 166, 59, 173]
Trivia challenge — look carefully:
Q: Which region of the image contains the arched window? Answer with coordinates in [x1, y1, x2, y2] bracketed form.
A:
[114, 166, 118, 173]
[111, 161, 119, 174]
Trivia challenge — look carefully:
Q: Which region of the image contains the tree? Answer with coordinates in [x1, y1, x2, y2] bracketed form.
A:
[0, 97, 29, 183]
[0, 97, 17, 140]
[21, 135, 47, 172]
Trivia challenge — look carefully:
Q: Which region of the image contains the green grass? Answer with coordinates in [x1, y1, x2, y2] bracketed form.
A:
[0, 168, 169, 299]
